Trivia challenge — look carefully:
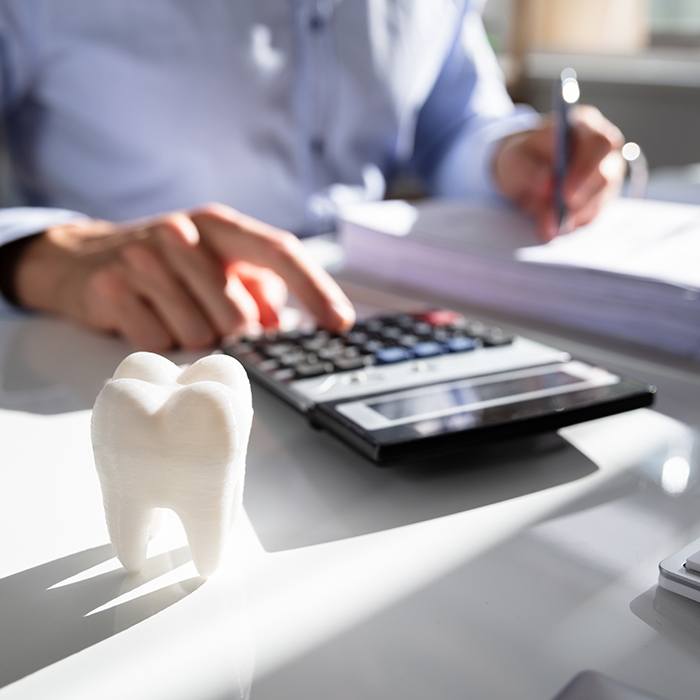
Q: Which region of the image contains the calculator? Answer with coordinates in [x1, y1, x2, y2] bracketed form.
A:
[224, 309, 655, 464]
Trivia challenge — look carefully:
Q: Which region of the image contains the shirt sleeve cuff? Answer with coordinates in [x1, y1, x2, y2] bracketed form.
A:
[430, 106, 541, 204]
[0, 207, 87, 247]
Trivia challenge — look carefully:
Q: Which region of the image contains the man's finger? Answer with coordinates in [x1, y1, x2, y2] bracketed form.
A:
[516, 117, 555, 157]
[120, 241, 217, 349]
[236, 263, 287, 329]
[222, 273, 263, 334]
[569, 189, 609, 230]
[191, 204, 355, 331]
[567, 167, 607, 212]
[85, 263, 174, 350]
[114, 293, 176, 351]
[153, 217, 254, 336]
[565, 108, 623, 203]
[535, 205, 558, 242]
[565, 151, 624, 230]
[569, 151, 625, 211]
[493, 129, 552, 204]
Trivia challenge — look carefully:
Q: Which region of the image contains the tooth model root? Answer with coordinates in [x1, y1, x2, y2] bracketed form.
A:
[105, 498, 154, 573]
[179, 509, 229, 579]
[91, 352, 253, 578]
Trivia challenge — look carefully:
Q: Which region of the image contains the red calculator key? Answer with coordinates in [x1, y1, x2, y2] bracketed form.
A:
[417, 309, 464, 326]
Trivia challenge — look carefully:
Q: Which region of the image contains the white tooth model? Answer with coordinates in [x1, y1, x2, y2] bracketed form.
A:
[91, 352, 253, 578]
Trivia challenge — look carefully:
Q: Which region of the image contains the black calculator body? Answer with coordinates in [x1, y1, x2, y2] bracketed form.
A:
[224, 309, 655, 464]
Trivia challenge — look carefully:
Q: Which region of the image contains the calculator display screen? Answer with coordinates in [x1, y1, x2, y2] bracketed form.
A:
[367, 371, 581, 421]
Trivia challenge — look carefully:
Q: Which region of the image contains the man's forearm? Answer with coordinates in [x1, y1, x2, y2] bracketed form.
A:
[9, 229, 81, 313]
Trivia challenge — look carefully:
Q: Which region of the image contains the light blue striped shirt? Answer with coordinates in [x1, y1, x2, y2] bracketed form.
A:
[0, 0, 536, 248]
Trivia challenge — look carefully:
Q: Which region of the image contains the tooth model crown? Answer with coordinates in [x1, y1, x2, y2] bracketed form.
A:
[91, 352, 253, 578]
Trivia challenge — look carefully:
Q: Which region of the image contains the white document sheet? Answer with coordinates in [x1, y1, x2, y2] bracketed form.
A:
[517, 198, 700, 290]
[339, 197, 700, 357]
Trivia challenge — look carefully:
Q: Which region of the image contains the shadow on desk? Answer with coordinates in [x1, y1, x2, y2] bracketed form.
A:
[0, 316, 208, 414]
[0, 544, 200, 688]
[0, 317, 127, 414]
[631, 585, 700, 657]
[245, 389, 599, 552]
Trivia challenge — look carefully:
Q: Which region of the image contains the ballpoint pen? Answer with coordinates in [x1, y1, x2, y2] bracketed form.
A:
[553, 67, 580, 235]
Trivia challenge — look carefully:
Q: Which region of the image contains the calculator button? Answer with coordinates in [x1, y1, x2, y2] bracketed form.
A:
[418, 310, 464, 326]
[446, 337, 478, 353]
[346, 331, 369, 346]
[399, 334, 419, 348]
[271, 368, 296, 382]
[481, 329, 514, 347]
[263, 342, 297, 358]
[412, 341, 445, 358]
[257, 358, 280, 373]
[229, 341, 255, 355]
[380, 327, 402, 341]
[333, 356, 369, 372]
[375, 347, 413, 364]
[395, 314, 416, 329]
[465, 320, 487, 337]
[362, 339, 385, 354]
[318, 345, 345, 360]
[279, 351, 307, 367]
[447, 317, 469, 331]
[301, 338, 326, 352]
[294, 362, 334, 379]
[412, 322, 433, 337]
[431, 328, 451, 342]
[239, 351, 266, 365]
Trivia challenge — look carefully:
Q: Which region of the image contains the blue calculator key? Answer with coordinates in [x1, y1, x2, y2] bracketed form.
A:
[412, 341, 446, 358]
[446, 337, 478, 353]
[375, 347, 413, 364]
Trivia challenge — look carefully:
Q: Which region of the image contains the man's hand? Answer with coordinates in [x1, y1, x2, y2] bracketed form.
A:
[493, 106, 625, 240]
[14, 203, 355, 350]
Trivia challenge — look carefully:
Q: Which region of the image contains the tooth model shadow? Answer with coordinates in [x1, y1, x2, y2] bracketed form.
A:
[0, 544, 198, 688]
[91, 352, 253, 578]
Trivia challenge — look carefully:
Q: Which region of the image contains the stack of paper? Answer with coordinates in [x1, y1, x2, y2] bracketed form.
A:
[339, 198, 700, 358]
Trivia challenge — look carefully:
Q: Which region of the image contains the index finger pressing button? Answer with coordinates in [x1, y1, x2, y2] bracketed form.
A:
[192, 206, 355, 331]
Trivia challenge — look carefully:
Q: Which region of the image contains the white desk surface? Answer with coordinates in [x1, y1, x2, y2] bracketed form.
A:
[0, 277, 699, 700]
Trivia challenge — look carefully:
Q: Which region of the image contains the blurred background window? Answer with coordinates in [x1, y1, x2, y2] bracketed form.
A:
[484, 0, 700, 54]
[650, 0, 700, 47]
[481, 0, 700, 198]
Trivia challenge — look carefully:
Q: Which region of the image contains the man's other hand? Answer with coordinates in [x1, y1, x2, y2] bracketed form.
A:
[493, 106, 626, 240]
[13, 204, 355, 350]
